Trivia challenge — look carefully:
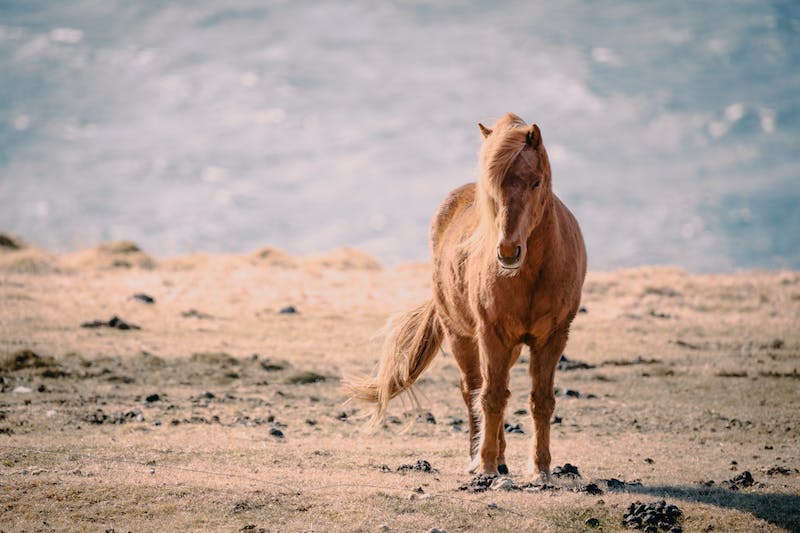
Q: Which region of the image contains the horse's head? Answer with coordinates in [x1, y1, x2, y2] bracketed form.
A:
[477, 113, 551, 273]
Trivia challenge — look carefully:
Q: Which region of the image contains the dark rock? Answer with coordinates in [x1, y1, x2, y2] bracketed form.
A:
[622, 499, 682, 531]
[260, 358, 289, 371]
[181, 309, 212, 319]
[418, 411, 436, 424]
[458, 474, 496, 493]
[201, 391, 215, 399]
[766, 465, 791, 475]
[585, 517, 600, 528]
[1, 349, 57, 371]
[269, 428, 284, 438]
[145, 393, 161, 403]
[552, 463, 581, 478]
[278, 306, 298, 314]
[552, 415, 563, 424]
[397, 459, 437, 473]
[723, 470, 754, 490]
[81, 315, 141, 330]
[600, 477, 642, 490]
[285, 371, 327, 384]
[582, 483, 603, 495]
[503, 422, 524, 434]
[578, 306, 588, 314]
[557, 354, 595, 371]
[37, 384, 46, 392]
[132, 293, 155, 304]
[563, 389, 581, 398]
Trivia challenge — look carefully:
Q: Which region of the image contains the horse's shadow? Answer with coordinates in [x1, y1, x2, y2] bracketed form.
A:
[622, 483, 800, 532]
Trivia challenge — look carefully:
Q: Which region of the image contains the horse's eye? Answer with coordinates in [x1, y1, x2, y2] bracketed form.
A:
[531, 179, 541, 190]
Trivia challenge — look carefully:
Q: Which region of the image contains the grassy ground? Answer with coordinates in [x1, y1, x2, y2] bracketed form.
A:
[1, 240, 798, 532]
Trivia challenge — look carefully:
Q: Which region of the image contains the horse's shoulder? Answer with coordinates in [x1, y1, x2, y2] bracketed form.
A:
[430, 182, 476, 249]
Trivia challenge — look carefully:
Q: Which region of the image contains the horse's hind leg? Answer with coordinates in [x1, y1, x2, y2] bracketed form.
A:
[448, 333, 482, 465]
[528, 332, 567, 482]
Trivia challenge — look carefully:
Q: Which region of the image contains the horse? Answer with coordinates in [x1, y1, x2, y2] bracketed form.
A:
[348, 113, 587, 479]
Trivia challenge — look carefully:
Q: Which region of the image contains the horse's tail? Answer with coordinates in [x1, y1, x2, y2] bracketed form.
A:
[345, 299, 443, 421]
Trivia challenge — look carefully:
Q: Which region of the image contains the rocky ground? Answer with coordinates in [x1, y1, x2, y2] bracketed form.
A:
[0, 236, 799, 532]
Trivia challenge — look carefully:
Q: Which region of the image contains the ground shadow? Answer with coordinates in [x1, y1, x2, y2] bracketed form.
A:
[624, 483, 800, 532]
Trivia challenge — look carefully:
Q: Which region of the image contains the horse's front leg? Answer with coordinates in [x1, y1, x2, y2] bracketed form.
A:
[473, 331, 514, 475]
[528, 332, 567, 482]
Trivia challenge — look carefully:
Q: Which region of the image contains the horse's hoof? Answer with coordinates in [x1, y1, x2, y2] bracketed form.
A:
[498, 464, 509, 475]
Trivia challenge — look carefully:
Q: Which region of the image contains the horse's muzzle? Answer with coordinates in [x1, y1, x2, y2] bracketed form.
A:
[497, 244, 524, 270]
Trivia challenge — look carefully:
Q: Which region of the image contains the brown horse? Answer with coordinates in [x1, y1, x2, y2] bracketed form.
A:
[348, 113, 586, 479]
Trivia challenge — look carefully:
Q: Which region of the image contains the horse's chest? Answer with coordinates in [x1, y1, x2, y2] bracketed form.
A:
[475, 279, 562, 342]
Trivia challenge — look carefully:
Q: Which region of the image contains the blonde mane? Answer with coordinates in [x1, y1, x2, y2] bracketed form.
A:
[473, 113, 531, 251]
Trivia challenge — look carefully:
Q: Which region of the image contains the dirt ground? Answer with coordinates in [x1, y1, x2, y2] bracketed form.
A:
[1, 237, 799, 532]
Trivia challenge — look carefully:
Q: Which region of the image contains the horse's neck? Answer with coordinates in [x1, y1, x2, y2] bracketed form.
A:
[525, 193, 558, 268]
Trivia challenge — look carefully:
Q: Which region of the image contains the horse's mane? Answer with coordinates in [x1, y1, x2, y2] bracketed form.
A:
[472, 113, 532, 253]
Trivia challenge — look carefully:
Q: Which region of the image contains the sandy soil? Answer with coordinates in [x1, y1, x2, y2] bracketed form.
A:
[1, 235, 799, 532]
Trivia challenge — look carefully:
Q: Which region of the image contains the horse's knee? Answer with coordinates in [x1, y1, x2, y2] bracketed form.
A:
[481, 388, 511, 414]
[529, 391, 555, 418]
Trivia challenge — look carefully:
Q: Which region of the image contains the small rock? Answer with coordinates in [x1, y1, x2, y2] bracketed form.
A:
[490, 477, 516, 491]
[552, 463, 581, 478]
[582, 483, 603, 495]
[260, 358, 289, 371]
[181, 309, 212, 319]
[145, 393, 161, 403]
[585, 517, 600, 528]
[428, 529, 446, 533]
[269, 428, 284, 438]
[766, 465, 791, 476]
[201, 391, 215, 399]
[458, 473, 496, 493]
[12, 386, 32, 394]
[557, 354, 595, 371]
[397, 459, 437, 473]
[81, 315, 141, 330]
[278, 305, 298, 314]
[132, 293, 155, 304]
[563, 389, 580, 398]
[552, 415, 563, 424]
[504, 422, 525, 434]
[723, 470, 755, 490]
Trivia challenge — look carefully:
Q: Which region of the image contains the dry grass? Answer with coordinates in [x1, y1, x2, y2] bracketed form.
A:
[0, 242, 799, 531]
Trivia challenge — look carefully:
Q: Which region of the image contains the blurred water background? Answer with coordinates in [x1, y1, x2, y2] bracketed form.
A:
[1, 1, 798, 271]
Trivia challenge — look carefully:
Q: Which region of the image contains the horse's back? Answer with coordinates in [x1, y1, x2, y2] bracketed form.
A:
[429, 182, 476, 253]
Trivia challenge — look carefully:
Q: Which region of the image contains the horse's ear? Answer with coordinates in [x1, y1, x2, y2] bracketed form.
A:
[478, 123, 492, 138]
[526, 124, 542, 149]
